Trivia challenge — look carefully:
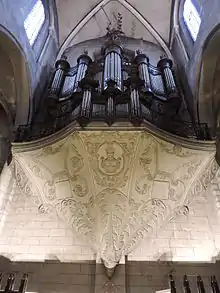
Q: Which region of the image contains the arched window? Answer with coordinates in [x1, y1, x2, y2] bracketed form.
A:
[183, 0, 201, 41]
[24, 0, 45, 46]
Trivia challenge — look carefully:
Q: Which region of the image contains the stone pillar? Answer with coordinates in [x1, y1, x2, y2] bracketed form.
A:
[135, 52, 152, 94]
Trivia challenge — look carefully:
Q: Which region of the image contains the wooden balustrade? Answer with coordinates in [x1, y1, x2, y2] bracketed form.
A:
[0, 274, 28, 293]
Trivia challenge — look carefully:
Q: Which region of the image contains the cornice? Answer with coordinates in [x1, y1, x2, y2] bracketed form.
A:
[12, 120, 216, 153]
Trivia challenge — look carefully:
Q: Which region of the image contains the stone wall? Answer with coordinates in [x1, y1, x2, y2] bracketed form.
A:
[64, 36, 165, 67]
[0, 173, 220, 264]
[129, 185, 220, 263]
[127, 261, 220, 293]
[171, 0, 220, 123]
[0, 260, 95, 293]
[0, 259, 220, 293]
[0, 178, 220, 292]
[184, 0, 220, 93]
[0, 187, 94, 263]
[0, 0, 59, 119]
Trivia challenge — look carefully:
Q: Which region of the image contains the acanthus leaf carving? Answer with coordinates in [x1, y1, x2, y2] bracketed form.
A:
[10, 130, 218, 270]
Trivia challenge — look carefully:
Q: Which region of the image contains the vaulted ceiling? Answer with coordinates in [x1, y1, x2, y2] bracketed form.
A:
[56, 0, 173, 47]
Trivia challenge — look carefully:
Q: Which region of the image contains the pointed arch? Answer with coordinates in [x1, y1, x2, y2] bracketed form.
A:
[0, 26, 32, 125]
[57, 0, 173, 59]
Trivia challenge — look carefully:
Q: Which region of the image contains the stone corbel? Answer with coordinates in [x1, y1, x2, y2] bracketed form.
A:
[11, 130, 218, 273]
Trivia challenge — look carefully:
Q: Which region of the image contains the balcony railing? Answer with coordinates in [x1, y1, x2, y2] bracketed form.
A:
[14, 101, 211, 142]
[169, 274, 220, 293]
[0, 274, 28, 293]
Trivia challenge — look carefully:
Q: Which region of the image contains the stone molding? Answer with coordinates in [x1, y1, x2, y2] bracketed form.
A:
[12, 121, 216, 153]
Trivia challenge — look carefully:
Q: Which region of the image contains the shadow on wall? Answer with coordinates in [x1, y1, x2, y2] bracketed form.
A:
[0, 106, 12, 172]
[0, 27, 31, 126]
[197, 25, 220, 136]
[157, 252, 174, 262]
[0, 255, 97, 293]
[32, 64, 55, 123]
[1, 255, 220, 293]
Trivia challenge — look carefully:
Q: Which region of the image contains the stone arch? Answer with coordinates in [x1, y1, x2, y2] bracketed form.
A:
[0, 26, 32, 126]
[57, 0, 173, 60]
[196, 25, 220, 136]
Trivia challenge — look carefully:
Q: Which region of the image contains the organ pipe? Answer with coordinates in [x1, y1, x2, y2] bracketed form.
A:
[130, 88, 141, 121]
[74, 53, 92, 92]
[107, 97, 114, 119]
[124, 66, 142, 123]
[104, 44, 122, 91]
[81, 89, 92, 121]
[157, 57, 177, 98]
[135, 52, 152, 93]
[48, 57, 70, 99]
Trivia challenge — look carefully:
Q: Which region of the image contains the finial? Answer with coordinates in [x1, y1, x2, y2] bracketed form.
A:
[117, 13, 123, 32]
[136, 49, 142, 55]
[105, 13, 124, 41]
[160, 54, 167, 59]
[61, 55, 67, 60]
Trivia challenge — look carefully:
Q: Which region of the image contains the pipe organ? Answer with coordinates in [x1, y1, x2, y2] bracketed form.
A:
[46, 44, 181, 126]
[103, 44, 123, 91]
[17, 14, 212, 142]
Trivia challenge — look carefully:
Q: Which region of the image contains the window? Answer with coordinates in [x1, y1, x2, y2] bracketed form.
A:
[24, 0, 45, 46]
[183, 0, 201, 41]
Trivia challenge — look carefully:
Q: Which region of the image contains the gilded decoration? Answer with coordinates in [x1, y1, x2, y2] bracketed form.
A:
[10, 130, 218, 269]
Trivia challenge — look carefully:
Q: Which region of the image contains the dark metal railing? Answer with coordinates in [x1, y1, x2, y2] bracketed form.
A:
[142, 108, 211, 140]
[14, 104, 211, 142]
[169, 274, 220, 293]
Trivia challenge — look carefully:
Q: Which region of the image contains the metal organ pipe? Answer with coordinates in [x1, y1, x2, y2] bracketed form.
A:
[74, 53, 92, 91]
[81, 89, 92, 121]
[130, 87, 141, 120]
[135, 53, 152, 93]
[48, 58, 70, 99]
[157, 58, 177, 98]
[104, 45, 122, 91]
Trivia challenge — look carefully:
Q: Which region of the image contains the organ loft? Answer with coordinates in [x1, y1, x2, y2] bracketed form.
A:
[0, 0, 220, 292]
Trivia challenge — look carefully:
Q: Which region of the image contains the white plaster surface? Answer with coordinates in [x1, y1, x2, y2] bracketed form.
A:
[0, 177, 220, 263]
